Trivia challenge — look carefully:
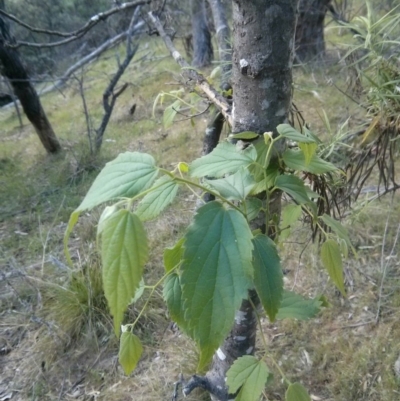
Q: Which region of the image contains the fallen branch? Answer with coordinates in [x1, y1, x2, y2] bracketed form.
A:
[148, 12, 232, 127]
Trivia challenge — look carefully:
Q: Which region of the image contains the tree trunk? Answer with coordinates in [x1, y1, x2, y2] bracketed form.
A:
[183, 1, 297, 400]
[295, 0, 331, 62]
[208, 0, 231, 78]
[0, 17, 61, 153]
[191, 0, 213, 67]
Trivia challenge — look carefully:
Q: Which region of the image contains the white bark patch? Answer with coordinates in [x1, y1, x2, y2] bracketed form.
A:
[275, 107, 286, 117]
[260, 79, 274, 89]
[261, 99, 270, 110]
[172, 51, 180, 60]
[235, 310, 246, 324]
[246, 346, 254, 354]
[240, 59, 249, 68]
[234, 336, 247, 341]
[217, 348, 226, 361]
[205, 127, 213, 136]
[216, 25, 228, 34]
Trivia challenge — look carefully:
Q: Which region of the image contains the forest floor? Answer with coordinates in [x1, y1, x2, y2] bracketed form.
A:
[1, 29, 400, 401]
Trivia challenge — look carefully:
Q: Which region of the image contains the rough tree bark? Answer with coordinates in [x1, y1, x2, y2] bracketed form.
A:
[0, 17, 61, 153]
[296, 0, 331, 62]
[183, 1, 298, 400]
[191, 0, 213, 67]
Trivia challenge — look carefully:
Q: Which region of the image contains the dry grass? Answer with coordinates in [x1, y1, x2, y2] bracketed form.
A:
[1, 13, 400, 401]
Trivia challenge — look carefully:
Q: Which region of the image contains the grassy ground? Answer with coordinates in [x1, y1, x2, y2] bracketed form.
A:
[1, 18, 400, 401]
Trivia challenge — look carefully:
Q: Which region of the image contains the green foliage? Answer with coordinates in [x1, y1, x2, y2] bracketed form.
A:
[282, 149, 337, 174]
[252, 235, 284, 321]
[136, 175, 179, 221]
[345, 3, 400, 120]
[281, 204, 302, 240]
[190, 142, 257, 178]
[320, 239, 346, 296]
[275, 175, 312, 205]
[285, 382, 311, 401]
[277, 124, 317, 144]
[181, 202, 253, 369]
[77, 152, 159, 212]
[276, 291, 323, 320]
[163, 273, 188, 334]
[204, 168, 256, 201]
[226, 356, 271, 401]
[118, 330, 143, 375]
[163, 238, 185, 273]
[64, 123, 350, 389]
[101, 210, 148, 335]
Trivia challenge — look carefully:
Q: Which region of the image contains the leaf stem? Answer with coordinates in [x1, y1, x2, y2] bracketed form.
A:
[248, 297, 291, 386]
[129, 268, 176, 330]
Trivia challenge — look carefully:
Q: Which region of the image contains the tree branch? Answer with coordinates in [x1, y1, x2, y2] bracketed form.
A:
[0, 0, 150, 49]
[148, 12, 232, 127]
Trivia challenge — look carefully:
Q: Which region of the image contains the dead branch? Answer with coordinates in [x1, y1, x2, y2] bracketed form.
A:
[0, 0, 150, 49]
[95, 8, 141, 151]
[41, 19, 144, 96]
[148, 12, 232, 127]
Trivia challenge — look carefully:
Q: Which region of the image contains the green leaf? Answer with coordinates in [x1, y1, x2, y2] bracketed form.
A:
[275, 175, 311, 204]
[163, 100, 180, 128]
[190, 142, 257, 178]
[229, 131, 259, 140]
[320, 214, 351, 246]
[181, 202, 253, 370]
[299, 142, 318, 166]
[178, 162, 189, 173]
[135, 175, 179, 221]
[277, 124, 317, 144]
[282, 149, 337, 174]
[130, 278, 145, 304]
[240, 198, 263, 222]
[320, 240, 346, 296]
[97, 205, 119, 237]
[77, 152, 158, 212]
[281, 204, 302, 240]
[204, 169, 256, 201]
[163, 273, 192, 335]
[163, 237, 185, 273]
[226, 356, 270, 401]
[286, 382, 311, 401]
[248, 139, 280, 194]
[118, 330, 143, 375]
[101, 210, 148, 335]
[276, 291, 322, 320]
[252, 235, 284, 322]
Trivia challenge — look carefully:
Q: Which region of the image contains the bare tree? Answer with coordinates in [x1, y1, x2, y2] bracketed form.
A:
[0, 16, 61, 153]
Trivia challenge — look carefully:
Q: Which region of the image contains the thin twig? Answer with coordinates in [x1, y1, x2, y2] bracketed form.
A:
[0, 1, 150, 49]
[148, 12, 232, 127]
